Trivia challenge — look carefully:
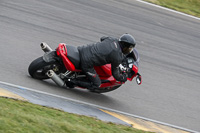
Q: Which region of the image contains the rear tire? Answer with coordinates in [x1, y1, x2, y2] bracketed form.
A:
[28, 57, 60, 80]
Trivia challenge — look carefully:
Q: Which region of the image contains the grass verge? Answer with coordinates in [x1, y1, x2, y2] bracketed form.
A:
[143, 0, 200, 18]
[0, 97, 152, 133]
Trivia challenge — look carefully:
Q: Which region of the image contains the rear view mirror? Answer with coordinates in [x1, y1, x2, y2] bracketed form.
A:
[136, 74, 142, 85]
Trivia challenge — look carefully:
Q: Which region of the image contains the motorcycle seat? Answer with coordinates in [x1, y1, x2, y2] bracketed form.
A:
[65, 45, 80, 69]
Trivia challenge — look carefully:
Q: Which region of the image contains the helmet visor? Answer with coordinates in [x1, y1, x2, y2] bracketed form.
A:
[124, 42, 135, 48]
[123, 46, 134, 54]
[120, 42, 135, 54]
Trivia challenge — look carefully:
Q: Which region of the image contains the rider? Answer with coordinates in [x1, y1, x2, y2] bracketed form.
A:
[70, 33, 136, 90]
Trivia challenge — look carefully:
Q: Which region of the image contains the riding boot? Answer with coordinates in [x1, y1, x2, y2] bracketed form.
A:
[70, 79, 95, 90]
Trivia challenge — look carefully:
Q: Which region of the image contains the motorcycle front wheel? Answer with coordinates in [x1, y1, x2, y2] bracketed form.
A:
[91, 85, 121, 93]
[28, 57, 61, 80]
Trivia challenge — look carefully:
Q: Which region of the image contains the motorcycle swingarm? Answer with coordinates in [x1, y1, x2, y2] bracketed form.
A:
[43, 51, 58, 63]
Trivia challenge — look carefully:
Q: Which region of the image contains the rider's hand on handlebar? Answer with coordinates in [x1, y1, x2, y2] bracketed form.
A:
[119, 64, 132, 73]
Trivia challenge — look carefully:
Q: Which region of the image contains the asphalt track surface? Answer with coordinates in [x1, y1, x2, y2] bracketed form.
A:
[0, 0, 200, 132]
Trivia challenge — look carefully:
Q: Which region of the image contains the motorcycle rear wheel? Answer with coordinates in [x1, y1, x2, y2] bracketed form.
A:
[91, 85, 121, 93]
[28, 57, 60, 80]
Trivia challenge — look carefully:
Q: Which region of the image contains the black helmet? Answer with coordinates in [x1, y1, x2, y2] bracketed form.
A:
[119, 33, 136, 54]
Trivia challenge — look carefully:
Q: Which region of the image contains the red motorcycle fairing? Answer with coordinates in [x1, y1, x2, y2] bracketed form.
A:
[56, 43, 80, 72]
[127, 64, 138, 81]
[95, 64, 122, 88]
[94, 64, 112, 77]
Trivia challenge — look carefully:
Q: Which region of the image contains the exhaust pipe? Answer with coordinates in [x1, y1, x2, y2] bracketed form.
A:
[40, 42, 52, 53]
[46, 70, 65, 87]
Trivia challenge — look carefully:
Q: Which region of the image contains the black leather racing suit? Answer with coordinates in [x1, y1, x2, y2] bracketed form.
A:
[76, 37, 127, 89]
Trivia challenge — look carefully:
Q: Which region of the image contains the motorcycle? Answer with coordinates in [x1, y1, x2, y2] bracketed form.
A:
[28, 42, 142, 93]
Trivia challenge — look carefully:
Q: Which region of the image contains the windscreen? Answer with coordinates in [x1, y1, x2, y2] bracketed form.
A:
[126, 48, 139, 67]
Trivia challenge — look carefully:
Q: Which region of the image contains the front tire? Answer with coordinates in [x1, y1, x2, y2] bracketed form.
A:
[28, 57, 60, 80]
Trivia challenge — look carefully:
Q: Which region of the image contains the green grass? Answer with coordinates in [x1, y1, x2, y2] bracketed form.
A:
[0, 97, 151, 133]
[144, 0, 200, 18]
